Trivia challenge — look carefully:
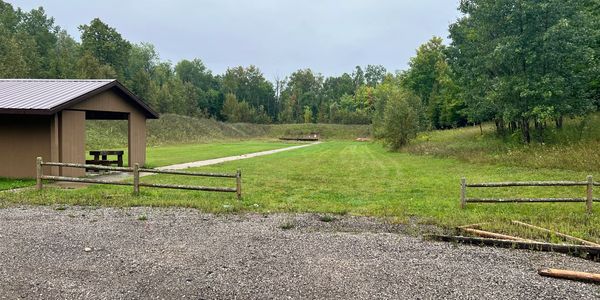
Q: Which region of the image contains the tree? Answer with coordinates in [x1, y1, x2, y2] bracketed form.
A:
[303, 106, 313, 123]
[79, 18, 131, 79]
[365, 65, 387, 87]
[221, 66, 276, 120]
[281, 69, 323, 123]
[448, 0, 598, 142]
[380, 89, 421, 150]
[403, 37, 465, 129]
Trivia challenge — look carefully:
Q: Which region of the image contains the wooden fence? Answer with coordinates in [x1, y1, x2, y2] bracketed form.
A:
[35, 157, 242, 199]
[460, 176, 600, 213]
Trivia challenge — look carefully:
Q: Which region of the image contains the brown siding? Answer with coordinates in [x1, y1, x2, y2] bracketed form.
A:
[59, 110, 86, 177]
[128, 111, 146, 167]
[49, 113, 60, 175]
[0, 116, 51, 178]
[71, 89, 147, 167]
[0, 88, 149, 179]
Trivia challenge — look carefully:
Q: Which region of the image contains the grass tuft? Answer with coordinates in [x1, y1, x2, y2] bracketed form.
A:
[319, 215, 336, 222]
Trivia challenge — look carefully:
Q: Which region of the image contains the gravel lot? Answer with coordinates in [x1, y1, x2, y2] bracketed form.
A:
[0, 206, 598, 299]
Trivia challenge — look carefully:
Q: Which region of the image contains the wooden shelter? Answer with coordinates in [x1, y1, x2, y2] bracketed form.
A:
[0, 79, 159, 178]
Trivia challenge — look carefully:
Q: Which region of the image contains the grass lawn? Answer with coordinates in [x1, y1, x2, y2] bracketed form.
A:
[0, 178, 35, 191]
[86, 140, 298, 168]
[4, 141, 599, 242]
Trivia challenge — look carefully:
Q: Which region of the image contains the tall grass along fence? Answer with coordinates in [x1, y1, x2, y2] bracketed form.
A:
[35, 157, 242, 199]
[460, 176, 599, 214]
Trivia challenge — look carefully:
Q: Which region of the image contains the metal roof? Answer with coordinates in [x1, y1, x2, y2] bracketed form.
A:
[0, 79, 159, 118]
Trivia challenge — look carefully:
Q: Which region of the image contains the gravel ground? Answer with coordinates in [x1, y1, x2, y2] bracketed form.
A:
[0, 206, 598, 299]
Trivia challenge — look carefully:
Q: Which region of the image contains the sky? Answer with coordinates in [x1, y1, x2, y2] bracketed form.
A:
[11, 0, 462, 79]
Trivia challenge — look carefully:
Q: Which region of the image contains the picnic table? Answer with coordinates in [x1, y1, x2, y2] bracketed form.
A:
[86, 150, 124, 167]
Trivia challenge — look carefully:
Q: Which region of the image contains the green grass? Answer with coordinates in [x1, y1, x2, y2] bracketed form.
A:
[0, 178, 35, 191]
[406, 114, 600, 172]
[86, 140, 298, 168]
[86, 113, 370, 149]
[3, 141, 598, 242]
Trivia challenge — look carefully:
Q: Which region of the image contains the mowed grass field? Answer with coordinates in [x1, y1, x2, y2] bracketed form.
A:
[3, 141, 599, 242]
[0, 178, 35, 191]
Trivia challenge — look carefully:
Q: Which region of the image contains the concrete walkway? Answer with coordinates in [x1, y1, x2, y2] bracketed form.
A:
[156, 141, 320, 170]
[58, 141, 321, 185]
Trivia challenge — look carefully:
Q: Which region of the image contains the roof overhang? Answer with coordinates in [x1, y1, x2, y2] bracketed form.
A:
[0, 80, 159, 119]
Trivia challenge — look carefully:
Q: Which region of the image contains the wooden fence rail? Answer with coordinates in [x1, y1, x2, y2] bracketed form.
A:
[460, 176, 599, 213]
[36, 157, 242, 199]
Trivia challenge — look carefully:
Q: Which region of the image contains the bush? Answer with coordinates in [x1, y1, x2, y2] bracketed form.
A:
[381, 90, 420, 150]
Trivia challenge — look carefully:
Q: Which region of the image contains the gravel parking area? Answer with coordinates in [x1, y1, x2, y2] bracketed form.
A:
[0, 206, 598, 299]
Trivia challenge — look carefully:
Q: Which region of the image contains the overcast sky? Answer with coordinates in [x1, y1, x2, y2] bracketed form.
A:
[12, 0, 461, 79]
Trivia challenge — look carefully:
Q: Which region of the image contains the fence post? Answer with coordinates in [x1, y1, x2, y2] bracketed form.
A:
[236, 169, 242, 200]
[36, 157, 43, 190]
[133, 163, 140, 196]
[460, 177, 466, 209]
[587, 175, 593, 214]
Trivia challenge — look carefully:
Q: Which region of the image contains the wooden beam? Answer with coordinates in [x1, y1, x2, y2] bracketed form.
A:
[538, 268, 600, 283]
[466, 181, 587, 187]
[466, 198, 586, 203]
[460, 227, 536, 242]
[511, 220, 600, 247]
[426, 234, 600, 260]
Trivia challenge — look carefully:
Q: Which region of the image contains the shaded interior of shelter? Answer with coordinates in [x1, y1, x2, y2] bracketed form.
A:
[85, 111, 130, 173]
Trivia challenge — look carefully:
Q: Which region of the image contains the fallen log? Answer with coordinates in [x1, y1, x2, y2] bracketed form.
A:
[538, 268, 600, 284]
[426, 234, 600, 260]
[511, 220, 600, 247]
[459, 227, 536, 242]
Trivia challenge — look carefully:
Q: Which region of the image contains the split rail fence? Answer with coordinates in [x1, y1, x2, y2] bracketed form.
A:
[460, 176, 599, 213]
[35, 157, 242, 199]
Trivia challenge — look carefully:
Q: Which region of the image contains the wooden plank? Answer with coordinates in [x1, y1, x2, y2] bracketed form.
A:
[236, 169, 242, 200]
[133, 163, 140, 195]
[587, 175, 593, 214]
[466, 198, 586, 203]
[279, 137, 319, 141]
[138, 182, 236, 193]
[41, 175, 133, 186]
[538, 268, 600, 283]
[42, 162, 132, 172]
[460, 227, 536, 242]
[139, 168, 237, 178]
[426, 234, 600, 259]
[511, 220, 600, 247]
[89, 150, 124, 155]
[466, 181, 587, 187]
[460, 177, 466, 209]
[36, 157, 43, 190]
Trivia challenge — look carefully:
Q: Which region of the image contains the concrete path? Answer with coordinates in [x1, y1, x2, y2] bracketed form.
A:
[54, 141, 321, 186]
[155, 141, 320, 170]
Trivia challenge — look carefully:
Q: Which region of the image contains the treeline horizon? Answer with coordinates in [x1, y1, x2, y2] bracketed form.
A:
[0, 1, 405, 126]
[1, 0, 599, 145]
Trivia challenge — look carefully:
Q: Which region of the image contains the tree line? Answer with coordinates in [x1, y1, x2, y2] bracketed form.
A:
[0, 1, 397, 125]
[1, 0, 598, 146]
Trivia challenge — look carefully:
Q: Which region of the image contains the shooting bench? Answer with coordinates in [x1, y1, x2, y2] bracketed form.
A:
[87, 150, 124, 168]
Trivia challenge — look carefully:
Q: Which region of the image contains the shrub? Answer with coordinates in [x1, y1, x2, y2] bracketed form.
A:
[381, 90, 420, 150]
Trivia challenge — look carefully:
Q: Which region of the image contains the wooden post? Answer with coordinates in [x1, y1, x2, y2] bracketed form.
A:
[460, 177, 466, 209]
[236, 169, 242, 200]
[133, 163, 140, 195]
[36, 157, 43, 190]
[586, 175, 593, 214]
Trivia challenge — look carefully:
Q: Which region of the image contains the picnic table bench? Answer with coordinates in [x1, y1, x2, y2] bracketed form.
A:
[86, 150, 124, 167]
